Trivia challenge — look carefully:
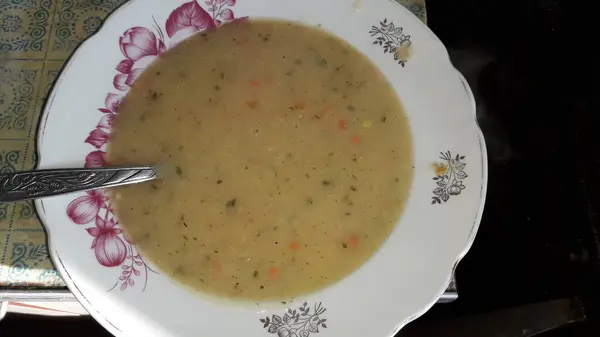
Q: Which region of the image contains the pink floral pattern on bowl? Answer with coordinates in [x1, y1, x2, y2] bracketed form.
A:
[65, 0, 238, 292]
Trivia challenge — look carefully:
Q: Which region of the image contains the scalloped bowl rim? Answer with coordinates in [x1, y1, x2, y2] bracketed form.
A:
[34, 0, 487, 336]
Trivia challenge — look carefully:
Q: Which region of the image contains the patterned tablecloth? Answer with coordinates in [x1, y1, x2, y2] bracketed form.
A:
[0, 0, 427, 289]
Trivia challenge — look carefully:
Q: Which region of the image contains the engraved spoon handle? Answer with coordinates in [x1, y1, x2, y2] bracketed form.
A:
[0, 167, 157, 202]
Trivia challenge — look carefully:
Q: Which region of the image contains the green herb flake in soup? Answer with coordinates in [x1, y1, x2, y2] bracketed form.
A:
[107, 19, 413, 301]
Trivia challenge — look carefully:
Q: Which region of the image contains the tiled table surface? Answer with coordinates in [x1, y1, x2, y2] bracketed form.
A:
[0, 0, 435, 295]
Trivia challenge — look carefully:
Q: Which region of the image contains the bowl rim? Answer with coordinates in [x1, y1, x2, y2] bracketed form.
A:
[33, 0, 488, 335]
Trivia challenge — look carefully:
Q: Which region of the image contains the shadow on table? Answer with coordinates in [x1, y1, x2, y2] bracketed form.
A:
[0, 313, 112, 337]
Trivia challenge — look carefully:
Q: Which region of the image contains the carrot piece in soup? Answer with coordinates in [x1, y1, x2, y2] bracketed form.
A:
[212, 260, 222, 274]
[268, 267, 279, 278]
[294, 102, 306, 110]
[345, 235, 359, 248]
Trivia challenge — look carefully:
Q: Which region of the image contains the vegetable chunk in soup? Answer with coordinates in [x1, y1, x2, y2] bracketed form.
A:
[108, 19, 413, 301]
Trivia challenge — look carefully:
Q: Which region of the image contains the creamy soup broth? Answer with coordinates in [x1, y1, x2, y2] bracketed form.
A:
[108, 19, 413, 301]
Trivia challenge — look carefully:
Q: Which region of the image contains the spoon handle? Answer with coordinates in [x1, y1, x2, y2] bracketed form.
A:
[0, 167, 157, 202]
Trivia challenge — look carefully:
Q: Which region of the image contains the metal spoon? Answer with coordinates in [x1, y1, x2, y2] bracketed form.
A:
[0, 167, 157, 202]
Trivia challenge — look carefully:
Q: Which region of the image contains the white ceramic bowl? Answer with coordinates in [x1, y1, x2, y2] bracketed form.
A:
[36, 0, 487, 336]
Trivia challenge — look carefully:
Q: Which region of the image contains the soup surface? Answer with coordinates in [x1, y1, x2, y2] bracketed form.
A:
[108, 19, 413, 301]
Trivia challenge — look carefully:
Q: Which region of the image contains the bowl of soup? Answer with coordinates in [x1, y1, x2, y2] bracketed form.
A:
[36, 0, 487, 336]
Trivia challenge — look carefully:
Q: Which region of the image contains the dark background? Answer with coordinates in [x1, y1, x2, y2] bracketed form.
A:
[2, 0, 599, 335]
[415, 0, 600, 336]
